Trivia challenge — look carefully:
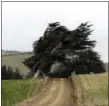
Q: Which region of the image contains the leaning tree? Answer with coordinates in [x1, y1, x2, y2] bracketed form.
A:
[23, 22, 105, 78]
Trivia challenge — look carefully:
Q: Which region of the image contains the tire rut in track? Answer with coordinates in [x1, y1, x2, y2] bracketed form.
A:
[31, 78, 61, 106]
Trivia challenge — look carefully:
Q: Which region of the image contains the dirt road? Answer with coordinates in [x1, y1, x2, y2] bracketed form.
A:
[18, 78, 84, 106]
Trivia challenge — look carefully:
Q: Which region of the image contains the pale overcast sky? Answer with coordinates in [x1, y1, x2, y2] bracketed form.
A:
[2, 2, 108, 62]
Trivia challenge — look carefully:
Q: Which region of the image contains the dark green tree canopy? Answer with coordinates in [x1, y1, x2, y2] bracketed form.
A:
[23, 22, 105, 78]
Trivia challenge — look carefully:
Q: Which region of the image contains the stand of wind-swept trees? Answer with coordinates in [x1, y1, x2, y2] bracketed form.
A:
[23, 22, 105, 78]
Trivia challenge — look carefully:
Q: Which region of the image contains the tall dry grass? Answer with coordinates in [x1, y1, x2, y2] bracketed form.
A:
[71, 72, 108, 106]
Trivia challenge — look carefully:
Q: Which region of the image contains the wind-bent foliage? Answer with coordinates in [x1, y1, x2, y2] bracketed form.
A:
[23, 22, 105, 77]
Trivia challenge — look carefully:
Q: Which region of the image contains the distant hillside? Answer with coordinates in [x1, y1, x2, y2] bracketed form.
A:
[2, 50, 33, 56]
[2, 54, 33, 75]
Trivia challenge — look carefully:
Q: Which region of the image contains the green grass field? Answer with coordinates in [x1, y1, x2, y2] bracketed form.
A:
[2, 79, 42, 106]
